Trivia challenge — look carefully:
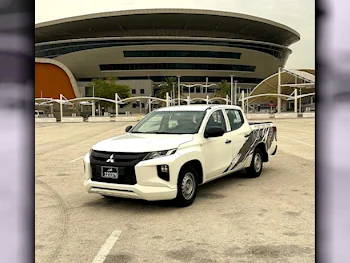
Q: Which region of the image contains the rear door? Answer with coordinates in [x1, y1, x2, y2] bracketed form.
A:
[223, 108, 252, 173]
[202, 109, 233, 180]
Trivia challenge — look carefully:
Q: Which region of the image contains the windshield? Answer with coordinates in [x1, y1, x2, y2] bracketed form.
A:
[131, 111, 206, 134]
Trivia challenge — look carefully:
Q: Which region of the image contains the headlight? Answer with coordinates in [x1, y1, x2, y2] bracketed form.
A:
[143, 149, 177, 160]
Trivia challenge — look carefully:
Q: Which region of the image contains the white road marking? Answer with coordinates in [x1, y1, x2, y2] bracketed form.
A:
[277, 127, 314, 135]
[69, 156, 84, 163]
[279, 136, 314, 147]
[91, 230, 122, 263]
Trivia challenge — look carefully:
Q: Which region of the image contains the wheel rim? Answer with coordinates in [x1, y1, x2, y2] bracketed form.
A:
[181, 172, 195, 200]
[254, 153, 262, 173]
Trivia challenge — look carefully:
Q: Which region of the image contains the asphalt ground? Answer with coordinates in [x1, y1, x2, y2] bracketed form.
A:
[35, 118, 315, 263]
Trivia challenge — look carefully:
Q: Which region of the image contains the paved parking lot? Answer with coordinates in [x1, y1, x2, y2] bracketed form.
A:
[35, 118, 315, 263]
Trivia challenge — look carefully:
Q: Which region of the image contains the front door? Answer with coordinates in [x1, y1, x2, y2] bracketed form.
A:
[202, 109, 233, 180]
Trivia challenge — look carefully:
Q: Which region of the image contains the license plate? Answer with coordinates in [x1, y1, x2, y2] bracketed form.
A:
[101, 166, 119, 179]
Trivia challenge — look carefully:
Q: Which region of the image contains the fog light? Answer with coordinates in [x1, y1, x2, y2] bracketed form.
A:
[157, 165, 170, 181]
[160, 165, 168, 173]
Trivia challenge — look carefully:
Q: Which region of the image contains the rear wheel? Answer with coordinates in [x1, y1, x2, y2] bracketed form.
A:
[246, 148, 263, 178]
[174, 166, 198, 207]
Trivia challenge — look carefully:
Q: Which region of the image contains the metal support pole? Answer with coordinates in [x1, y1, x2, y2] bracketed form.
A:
[299, 88, 302, 113]
[277, 67, 281, 113]
[177, 76, 181, 106]
[187, 95, 190, 105]
[230, 75, 233, 105]
[294, 88, 298, 113]
[166, 92, 170, 107]
[226, 95, 229, 105]
[148, 99, 151, 113]
[234, 80, 238, 105]
[205, 77, 208, 94]
[206, 95, 209, 105]
[172, 83, 175, 106]
[241, 91, 245, 113]
[115, 93, 119, 117]
[98, 104, 101, 116]
[59, 94, 63, 120]
[246, 94, 249, 113]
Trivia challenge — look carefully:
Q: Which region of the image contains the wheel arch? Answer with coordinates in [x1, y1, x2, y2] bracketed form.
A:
[179, 159, 204, 185]
[255, 142, 269, 162]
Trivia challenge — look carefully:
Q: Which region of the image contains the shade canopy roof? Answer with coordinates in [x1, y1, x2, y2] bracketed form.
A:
[247, 69, 315, 104]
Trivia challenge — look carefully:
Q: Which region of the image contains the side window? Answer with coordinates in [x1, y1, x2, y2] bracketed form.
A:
[225, 109, 244, 131]
[205, 110, 227, 132]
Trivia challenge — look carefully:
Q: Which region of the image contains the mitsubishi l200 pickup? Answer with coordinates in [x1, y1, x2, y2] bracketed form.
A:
[83, 105, 277, 207]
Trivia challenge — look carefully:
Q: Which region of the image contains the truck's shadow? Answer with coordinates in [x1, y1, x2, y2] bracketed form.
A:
[83, 169, 272, 211]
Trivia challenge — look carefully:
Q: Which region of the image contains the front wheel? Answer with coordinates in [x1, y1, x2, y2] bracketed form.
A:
[174, 167, 198, 207]
[246, 148, 263, 178]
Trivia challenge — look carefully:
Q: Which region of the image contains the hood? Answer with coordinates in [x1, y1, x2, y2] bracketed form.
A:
[92, 133, 194, 152]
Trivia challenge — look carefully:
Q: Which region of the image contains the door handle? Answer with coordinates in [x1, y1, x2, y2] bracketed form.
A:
[225, 139, 232, 144]
[244, 133, 251, 137]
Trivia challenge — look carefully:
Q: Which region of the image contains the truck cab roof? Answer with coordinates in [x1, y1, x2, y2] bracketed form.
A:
[156, 104, 242, 112]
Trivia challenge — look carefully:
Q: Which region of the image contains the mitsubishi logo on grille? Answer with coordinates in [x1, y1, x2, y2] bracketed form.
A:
[106, 154, 114, 163]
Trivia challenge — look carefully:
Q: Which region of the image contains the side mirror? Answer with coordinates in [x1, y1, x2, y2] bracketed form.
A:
[204, 127, 225, 138]
[125, 125, 132, 132]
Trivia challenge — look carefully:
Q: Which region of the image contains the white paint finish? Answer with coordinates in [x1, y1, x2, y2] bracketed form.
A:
[91, 230, 122, 263]
[84, 105, 278, 201]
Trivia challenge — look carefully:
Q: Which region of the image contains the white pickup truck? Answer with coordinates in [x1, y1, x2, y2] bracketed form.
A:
[83, 105, 277, 207]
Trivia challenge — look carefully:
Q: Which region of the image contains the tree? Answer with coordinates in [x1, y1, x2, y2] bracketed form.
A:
[87, 77, 131, 109]
[156, 77, 182, 99]
[215, 79, 230, 98]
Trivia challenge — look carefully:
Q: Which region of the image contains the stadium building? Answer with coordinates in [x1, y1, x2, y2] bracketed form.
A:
[35, 8, 301, 114]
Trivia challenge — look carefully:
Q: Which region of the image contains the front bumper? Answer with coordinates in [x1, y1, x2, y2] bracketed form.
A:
[83, 153, 178, 201]
[84, 180, 177, 201]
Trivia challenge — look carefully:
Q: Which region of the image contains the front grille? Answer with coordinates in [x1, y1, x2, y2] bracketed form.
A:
[90, 150, 149, 185]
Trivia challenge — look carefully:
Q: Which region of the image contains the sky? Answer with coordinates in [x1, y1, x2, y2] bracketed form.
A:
[35, 0, 315, 69]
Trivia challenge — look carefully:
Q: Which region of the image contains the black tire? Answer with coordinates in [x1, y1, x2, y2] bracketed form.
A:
[246, 147, 264, 178]
[174, 166, 198, 207]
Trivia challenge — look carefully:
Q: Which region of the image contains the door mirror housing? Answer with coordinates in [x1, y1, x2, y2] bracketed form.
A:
[125, 125, 133, 132]
[204, 127, 225, 138]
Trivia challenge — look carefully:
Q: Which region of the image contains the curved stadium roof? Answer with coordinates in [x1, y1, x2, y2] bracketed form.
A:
[35, 9, 300, 46]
